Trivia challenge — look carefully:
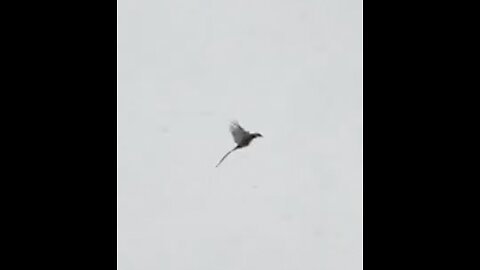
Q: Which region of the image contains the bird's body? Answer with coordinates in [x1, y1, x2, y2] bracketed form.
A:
[215, 121, 263, 167]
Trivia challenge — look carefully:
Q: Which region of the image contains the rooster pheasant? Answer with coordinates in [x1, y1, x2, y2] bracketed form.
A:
[215, 121, 263, 167]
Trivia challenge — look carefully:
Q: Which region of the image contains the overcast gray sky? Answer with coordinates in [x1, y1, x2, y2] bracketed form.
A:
[118, 0, 362, 269]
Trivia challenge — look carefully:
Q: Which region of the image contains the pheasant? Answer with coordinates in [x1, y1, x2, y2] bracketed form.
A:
[215, 121, 263, 167]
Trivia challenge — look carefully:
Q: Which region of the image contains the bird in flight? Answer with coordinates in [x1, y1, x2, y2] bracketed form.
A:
[215, 121, 263, 168]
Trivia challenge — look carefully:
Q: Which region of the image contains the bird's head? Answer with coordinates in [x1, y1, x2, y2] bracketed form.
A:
[252, 133, 263, 138]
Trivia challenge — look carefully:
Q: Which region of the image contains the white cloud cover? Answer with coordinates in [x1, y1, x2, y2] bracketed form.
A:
[118, 0, 362, 269]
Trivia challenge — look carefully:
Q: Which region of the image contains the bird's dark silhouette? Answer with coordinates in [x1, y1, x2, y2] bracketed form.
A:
[216, 121, 263, 167]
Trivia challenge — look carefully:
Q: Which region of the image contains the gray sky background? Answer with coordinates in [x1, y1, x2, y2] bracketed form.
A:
[118, 0, 362, 269]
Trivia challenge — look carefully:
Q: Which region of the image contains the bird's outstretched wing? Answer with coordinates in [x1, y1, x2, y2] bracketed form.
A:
[230, 121, 249, 144]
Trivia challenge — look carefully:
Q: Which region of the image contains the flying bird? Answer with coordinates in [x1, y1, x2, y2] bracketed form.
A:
[215, 121, 263, 167]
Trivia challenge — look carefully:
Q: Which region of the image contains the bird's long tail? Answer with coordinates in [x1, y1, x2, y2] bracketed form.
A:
[216, 146, 239, 167]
